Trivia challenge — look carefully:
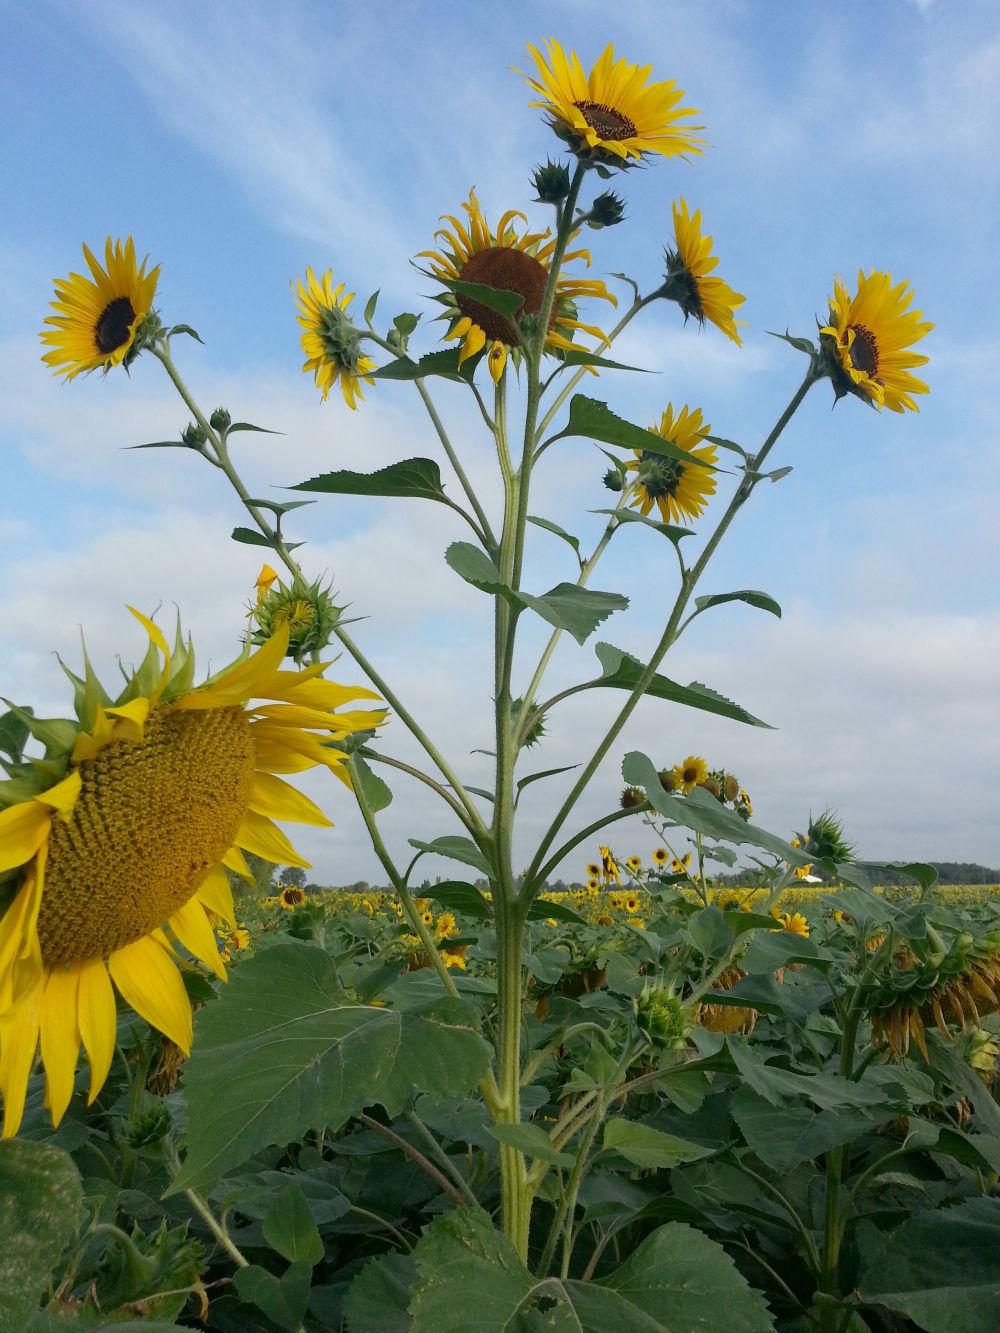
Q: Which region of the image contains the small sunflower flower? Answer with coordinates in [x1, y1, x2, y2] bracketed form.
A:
[626, 404, 717, 526]
[598, 845, 621, 886]
[652, 847, 669, 867]
[820, 270, 932, 413]
[586, 862, 601, 879]
[673, 756, 709, 795]
[41, 237, 159, 380]
[774, 911, 810, 937]
[520, 39, 704, 167]
[625, 856, 642, 875]
[251, 571, 342, 664]
[435, 912, 458, 939]
[279, 886, 307, 910]
[294, 266, 375, 409]
[661, 200, 746, 345]
[794, 864, 813, 880]
[586, 877, 600, 893]
[418, 188, 614, 384]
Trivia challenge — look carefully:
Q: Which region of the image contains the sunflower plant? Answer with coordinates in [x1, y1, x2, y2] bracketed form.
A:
[5, 31, 964, 1333]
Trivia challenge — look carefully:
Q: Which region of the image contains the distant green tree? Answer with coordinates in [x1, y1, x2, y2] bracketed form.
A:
[279, 866, 308, 889]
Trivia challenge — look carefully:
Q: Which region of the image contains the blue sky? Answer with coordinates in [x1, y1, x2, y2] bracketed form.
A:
[2, 0, 999, 879]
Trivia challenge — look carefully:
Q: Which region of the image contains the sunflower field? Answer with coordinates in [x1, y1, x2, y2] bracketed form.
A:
[3, 19, 997, 1333]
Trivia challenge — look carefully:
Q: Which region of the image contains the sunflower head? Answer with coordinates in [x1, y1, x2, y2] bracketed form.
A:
[251, 571, 343, 663]
[634, 982, 688, 1048]
[619, 786, 645, 811]
[0, 609, 383, 1136]
[41, 237, 160, 381]
[695, 966, 756, 1035]
[660, 201, 746, 345]
[625, 856, 642, 875]
[520, 40, 704, 168]
[417, 188, 614, 383]
[598, 845, 621, 885]
[294, 266, 375, 409]
[652, 848, 668, 867]
[819, 270, 932, 413]
[673, 754, 709, 795]
[279, 886, 307, 910]
[626, 404, 717, 527]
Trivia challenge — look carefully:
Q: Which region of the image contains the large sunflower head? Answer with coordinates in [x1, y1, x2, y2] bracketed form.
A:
[294, 266, 376, 409]
[626, 403, 718, 525]
[661, 200, 746, 345]
[520, 40, 704, 166]
[40, 237, 159, 381]
[0, 610, 384, 1136]
[819, 270, 933, 413]
[417, 188, 615, 383]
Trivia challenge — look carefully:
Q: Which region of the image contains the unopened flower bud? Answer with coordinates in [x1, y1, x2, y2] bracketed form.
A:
[588, 190, 626, 229]
[658, 768, 679, 793]
[602, 468, 624, 492]
[210, 406, 231, 432]
[532, 159, 572, 204]
[619, 785, 645, 810]
[122, 1099, 171, 1148]
[181, 421, 208, 448]
[635, 983, 688, 1048]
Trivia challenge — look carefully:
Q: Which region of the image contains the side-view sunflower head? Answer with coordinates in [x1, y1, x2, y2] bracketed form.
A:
[660, 200, 746, 345]
[626, 403, 717, 526]
[598, 844, 621, 886]
[417, 188, 615, 384]
[520, 39, 704, 167]
[40, 237, 160, 381]
[0, 609, 385, 1136]
[294, 266, 376, 409]
[819, 270, 933, 413]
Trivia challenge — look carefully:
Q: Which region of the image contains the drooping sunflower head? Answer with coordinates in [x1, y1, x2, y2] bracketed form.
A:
[40, 237, 160, 381]
[820, 270, 933, 413]
[0, 610, 384, 1136]
[294, 266, 376, 409]
[251, 570, 343, 664]
[626, 403, 718, 526]
[695, 966, 756, 1035]
[520, 40, 704, 167]
[661, 200, 746, 346]
[673, 754, 709, 795]
[417, 188, 615, 383]
[598, 844, 621, 886]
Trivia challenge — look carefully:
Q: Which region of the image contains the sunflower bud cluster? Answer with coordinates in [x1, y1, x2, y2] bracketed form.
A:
[634, 982, 688, 1048]
[791, 809, 854, 863]
[122, 1098, 172, 1149]
[251, 573, 342, 662]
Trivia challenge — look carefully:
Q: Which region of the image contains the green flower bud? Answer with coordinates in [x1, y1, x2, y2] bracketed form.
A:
[532, 159, 572, 204]
[635, 983, 688, 1048]
[512, 696, 547, 749]
[252, 573, 342, 662]
[588, 190, 626, 229]
[619, 785, 645, 810]
[210, 406, 231, 432]
[122, 1099, 171, 1149]
[181, 421, 208, 448]
[602, 467, 624, 492]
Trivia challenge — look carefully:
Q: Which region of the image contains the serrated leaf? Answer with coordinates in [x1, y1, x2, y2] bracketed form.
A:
[727, 1037, 886, 1110]
[527, 515, 582, 560]
[425, 881, 493, 920]
[705, 434, 749, 457]
[169, 943, 491, 1192]
[594, 643, 773, 728]
[291, 457, 449, 502]
[262, 1181, 323, 1266]
[371, 347, 483, 383]
[694, 590, 781, 618]
[167, 322, 204, 343]
[247, 498, 316, 516]
[767, 330, 818, 357]
[0, 1141, 84, 1333]
[408, 835, 492, 876]
[393, 312, 420, 336]
[602, 1118, 714, 1169]
[731, 1087, 892, 1174]
[564, 396, 716, 471]
[231, 526, 274, 547]
[554, 347, 648, 373]
[350, 754, 392, 813]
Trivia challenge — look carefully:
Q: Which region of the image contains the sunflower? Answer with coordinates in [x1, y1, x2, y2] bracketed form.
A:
[673, 756, 709, 795]
[40, 237, 159, 381]
[671, 854, 692, 875]
[625, 895, 640, 914]
[278, 886, 307, 910]
[820, 270, 932, 413]
[662, 201, 746, 345]
[625, 856, 642, 875]
[793, 864, 813, 881]
[598, 845, 621, 886]
[652, 848, 668, 867]
[626, 404, 717, 526]
[435, 912, 458, 939]
[0, 610, 383, 1136]
[442, 946, 468, 970]
[695, 966, 756, 1035]
[520, 40, 704, 166]
[586, 862, 601, 879]
[775, 911, 810, 938]
[418, 188, 615, 383]
[294, 266, 376, 409]
[586, 878, 600, 893]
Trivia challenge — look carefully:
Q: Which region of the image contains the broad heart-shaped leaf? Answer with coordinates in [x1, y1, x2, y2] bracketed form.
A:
[446, 543, 628, 644]
[408, 1208, 775, 1332]
[730, 1088, 895, 1174]
[234, 1261, 312, 1331]
[344, 1253, 418, 1333]
[425, 880, 493, 919]
[408, 835, 492, 876]
[170, 943, 491, 1192]
[623, 754, 810, 867]
[372, 347, 482, 383]
[0, 1140, 84, 1333]
[694, 589, 781, 619]
[595, 644, 773, 729]
[859, 1197, 1000, 1332]
[290, 457, 449, 502]
[602, 1118, 714, 1169]
[564, 396, 716, 471]
[350, 754, 392, 813]
[262, 1180, 323, 1266]
[726, 1037, 886, 1111]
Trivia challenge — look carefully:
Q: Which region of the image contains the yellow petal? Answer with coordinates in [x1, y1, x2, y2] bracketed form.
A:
[77, 957, 116, 1104]
[40, 967, 81, 1125]
[0, 800, 51, 873]
[177, 625, 291, 710]
[196, 867, 236, 928]
[0, 976, 43, 1137]
[169, 898, 227, 981]
[249, 771, 332, 827]
[235, 810, 310, 868]
[105, 696, 150, 743]
[108, 935, 193, 1052]
[222, 844, 253, 880]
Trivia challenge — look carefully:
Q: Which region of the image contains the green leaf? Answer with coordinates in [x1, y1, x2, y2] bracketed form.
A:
[425, 881, 493, 920]
[371, 347, 482, 383]
[351, 754, 392, 813]
[291, 458, 449, 503]
[231, 526, 304, 553]
[167, 322, 204, 343]
[0, 709, 30, 762]
[859, 1197, 1000, 1332]
[489, 1122, 575, 1167]
[516, 764, 579, 797]
[741, 929, 825, 974]
[246, 497, 316, 516]
[731, 1088, 893, 1174]
[705, 434, 749, 458]
[527, 514, 582, 561]
[228, 421, 281, 435]
[444, 542, 511, 598]
[444, 278, 525, 320]
[592, 507, 693, 544]
[363, 289, 380, 324]
[0, 1141, 84, 1333]
[564, 396, 716, 471]
[694, 590, 782, 618]
[408, 835, 492, 876]
[622, 753, 810, 865]
[526, 896, 587, 925]
[234, 1261, 312, 1331]
[554, 347, 649, 373]
[170, 943, 491, 1191]
[343, 1253, 417, 1333]
[127, 439, 198, 451]
[727, 1037, 886, 1110]
[262, 1181, 323, 1266]
[602, 1118, 714, 1169]
[767, 330, 818, 357]
[408, 1210, 775, 1332]
[393, 312, 420, 337]
[595, 644, 773, 728]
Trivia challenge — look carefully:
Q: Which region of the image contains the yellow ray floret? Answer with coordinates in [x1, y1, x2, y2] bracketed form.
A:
[0, 611, 384, 1136]
[627, 403, 717, 526]
[665, 201, 746, 345]
[294, 266, 376, 409]
[820, 270, 933, 413]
